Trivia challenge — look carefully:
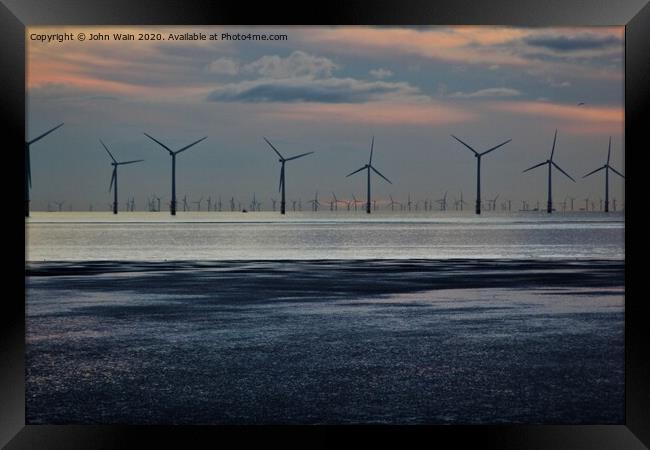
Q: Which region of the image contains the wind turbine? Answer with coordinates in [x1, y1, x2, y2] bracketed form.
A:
[144, 132, 207, 215]
[455, 191, 468, 211]
[582, 137, 624, 213]
[488, 194, 500, 211]
[263, 137, 313, 215]
[388, 195, 401, 211]
[436, 191, 448, 211]
[451, 134, 511, 214]
[25, 122, 64, 217]
[308, 191, 321, 212]
[583, 193, 591, 211]
[193, 196, 204, 211]
[522, 130, 575, 213]
[351, 194, 363, 212]
[346, 137, 392, 214]
[330, 192, 341, 211]
[100, 139, 144, 215]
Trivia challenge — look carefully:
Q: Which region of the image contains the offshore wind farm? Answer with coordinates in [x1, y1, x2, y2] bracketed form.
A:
[25, 25, 624, 425]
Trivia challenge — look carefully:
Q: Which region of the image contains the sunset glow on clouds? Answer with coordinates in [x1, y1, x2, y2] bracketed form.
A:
[26, 26, 624, 208]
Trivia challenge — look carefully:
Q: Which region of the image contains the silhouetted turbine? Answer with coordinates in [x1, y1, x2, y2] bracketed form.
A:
[100, 139, 143, 215]
[522, 130, 575, 214]
[25, 123, 64, 217]
[346, 137, 392, 214]
[144, 133, 207, 215]
[264, 137, 313, 215]
[582, 137, 624, 213]
[451, 134, 511, 215]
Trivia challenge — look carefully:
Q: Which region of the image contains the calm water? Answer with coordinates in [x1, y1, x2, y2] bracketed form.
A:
[26, 211, 624, 261]
[25, 212, 625, 424]
[26, 259, 624, 424]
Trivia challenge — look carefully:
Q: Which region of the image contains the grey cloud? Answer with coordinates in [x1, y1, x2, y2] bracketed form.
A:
[241, 50, 339, 79]
[449, 88, 522, 99]
[369, 68, 393, 79]
[206, 57, 240, 75]
[207, 77, 421, 103]
[525, 35, 621, 52]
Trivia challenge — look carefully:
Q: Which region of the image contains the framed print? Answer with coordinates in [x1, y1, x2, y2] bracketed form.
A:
[1, 0, 648, 448]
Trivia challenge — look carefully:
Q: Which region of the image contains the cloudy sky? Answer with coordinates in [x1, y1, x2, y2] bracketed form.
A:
[27, 26, 624, 211]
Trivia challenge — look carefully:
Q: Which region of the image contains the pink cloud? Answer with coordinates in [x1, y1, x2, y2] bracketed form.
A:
[263, 101, 475, 126]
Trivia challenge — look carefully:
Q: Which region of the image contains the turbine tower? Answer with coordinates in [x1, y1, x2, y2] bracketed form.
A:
[25, 123, 64, 217]
[346, 137, 392, 214]
[522, 130, 575, 213]
[451, 134, 510, 214]
[100, 139, 143, 215]
[582, 137, 624, 213]
[263, 137, 313, 215]
[144, 133, 207, 215]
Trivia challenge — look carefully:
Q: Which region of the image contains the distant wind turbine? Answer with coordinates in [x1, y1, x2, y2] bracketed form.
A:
[522, 130, 575, 214]
[25, 123, 64, 217]
[451, 134, 511, 214]
[100, 139, 143, 215]
[144, 132, 207, 215]
[192, 196, 204, 211]
[488, 194, 500, 211]
[263, 137, 313, 215]
[582, 137, 624, 213]
[308, 191, 321, 212]
[436, 191, 448, 211]
[388, 195, 401, 211]
[346, 137, 392, 214]
[455, 191, 467, 211]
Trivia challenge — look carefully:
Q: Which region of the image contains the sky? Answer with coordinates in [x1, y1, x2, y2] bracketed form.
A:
[27, 26, 625, 211]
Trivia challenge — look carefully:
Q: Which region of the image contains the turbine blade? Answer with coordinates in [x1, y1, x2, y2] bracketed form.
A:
[522, 161, 546, 173]
[369, 136, 374, 164]
[263, 137, 285, 160]
[450, 134, 478, 155]
[279, 165, 284, 192]
[609, 166, 625, 178]
[371, 165, 392, 184]
[144, 133, 173, 154]
[582, 165, 606, 178]
[552, 161, 576, 182]
[99, 139, 117, 163]
[117, 159, 145, 165]
[285, 151, 314, 161]
[109, 168, 116, 192]
[550, 129, 557, 161]
[480, 138, 512, 156]
[607, 137, 611, 165]
[27, 123, 64, 145]
[175, 136, 207, 154]
[346, 166, 366, 177]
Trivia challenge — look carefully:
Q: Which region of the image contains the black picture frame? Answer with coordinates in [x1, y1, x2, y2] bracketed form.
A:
[1, 0, 647, 447]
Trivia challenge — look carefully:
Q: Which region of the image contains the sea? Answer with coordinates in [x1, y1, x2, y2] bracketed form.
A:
[25, 211, 625, 424]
